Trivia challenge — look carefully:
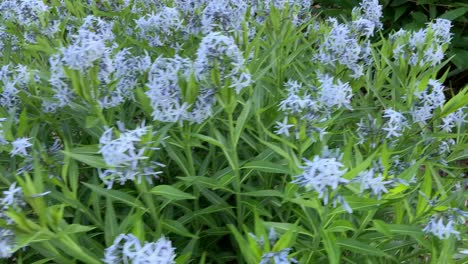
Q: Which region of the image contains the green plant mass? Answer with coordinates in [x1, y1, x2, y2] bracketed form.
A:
[0, 0, 466, 263]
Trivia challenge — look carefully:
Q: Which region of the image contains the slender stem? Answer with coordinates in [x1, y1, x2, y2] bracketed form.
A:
[183, 124, 200, 229]
[228, 113, 243, 229]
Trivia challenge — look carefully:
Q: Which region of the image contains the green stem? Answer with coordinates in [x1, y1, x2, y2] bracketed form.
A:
[228, 113, 243, 229]
[183, 124, 200, 229]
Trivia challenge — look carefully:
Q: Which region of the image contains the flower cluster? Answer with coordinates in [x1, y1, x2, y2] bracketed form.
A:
[201, 1, 248, 33]
[0, 26, 19, 56]
[60, 16, 114, 73]
[353, 168, 392, 199]
[275, 74, 352, 140]
[103, 233, 176, 264]
[195, 32, 251, 93]
[440, 108, 466, 132]
[259, 248, 298, 264]
[135, 7, 184, 48]
[0, 64, 32, 112]
[382, 108, 408, 139]
[352, 0, 383, 34]
[315, 0, 381, 80]
[293, 149, 351, 212]
[278, 80, 317, 119]
[98, 124, 162, 189]
[390, 19, 452, 67]
[44, 15, 115, 111]
[10, 137, 33, 157]
[249, 228, 298, 264]
[0, 0, 49, 28]
[356, 114, 380, 146]
[0, 229, 15, 259]
[317, 73, 353, 110]
[411, 79, 446, 124]
[146, 56, 215, 124]
[98, 49, 151, 108]
[423, 209, 467, 240]
[0, 183, 26, 259]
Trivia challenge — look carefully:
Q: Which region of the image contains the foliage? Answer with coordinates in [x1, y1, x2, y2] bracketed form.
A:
[315, 0, 468, 88]
[0, 0, 467, 263]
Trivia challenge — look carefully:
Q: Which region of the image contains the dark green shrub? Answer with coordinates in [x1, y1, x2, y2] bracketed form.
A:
[315, 0, 468, 89]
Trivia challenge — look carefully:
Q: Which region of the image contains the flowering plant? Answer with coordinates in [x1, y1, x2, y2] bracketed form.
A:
[0, 0, 466, 263]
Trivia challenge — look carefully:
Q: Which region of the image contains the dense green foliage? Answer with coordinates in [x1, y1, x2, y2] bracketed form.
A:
[317, 0, 468, 88]
[0, 0, 466, 263]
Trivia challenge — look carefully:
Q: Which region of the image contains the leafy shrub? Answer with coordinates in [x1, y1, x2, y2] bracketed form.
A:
[0, 0, 466, 263]
[316, 0, 468, 89]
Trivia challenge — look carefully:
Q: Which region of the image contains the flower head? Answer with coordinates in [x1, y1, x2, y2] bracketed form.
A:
[10, 138, 32, 157]
[104, 234, 176, 264]
[382, 109, 408, 138]
[423, 217, 460, 240]
[195, 32, 251, 93]
[0, 228, 15, 259]
[293, 151, 348, 204]
[98, 124, 162, 188]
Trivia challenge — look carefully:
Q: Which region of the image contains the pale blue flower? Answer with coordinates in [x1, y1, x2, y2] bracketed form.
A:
[411, 79, 445, 124]
[260, 248, 297, 264]
[316, 18, 371, 78]
[382, 109, 408, 138]
[98, 124, 162, 188]
[195, 32, 251, 93]
[317, 73, 353, 109]
[354, 169, 392, 199]
[275, 117, 294, 137]
[293, 151, 348, 204]
[135, 7, 183, 48]
[201, 0, 247, 33]
[0, 0, 49, 27]
[279, 80, 317, 116]
[423, 217, 460, 240]
[1, 183, 25, 209]
[423, 45, 444, 66]
[439, 108, 466, 132]
[356, 0, 383, 30]
[103, 234, 176, 264]
[146, 56, 214, 124]
[10, 138, 32, 157]
[430, 18, 452, 45]
[0, 228, 15, 259]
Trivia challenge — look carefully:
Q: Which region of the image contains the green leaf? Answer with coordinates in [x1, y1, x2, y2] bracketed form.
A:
[61, 151, 106, 168]
[151, 185, 196, 201]
[321, 230, 341, 264]
[416, 164, 432, 216]
[241, 190, 284, 197]
[228, 225, 258, 264]
[264, 222, 311, 237]
[394, 6, 408, 22]
[192, 133, 223, 148]
[242, 160, 291, 174]
[82, 182, 144, 209]
[105, 198, 118, 245]
[343, 147, 379, 180]
[372, 220, 392, 237]
[234, 100, 252, 146]
[326, 220, 355, 233]
[440, 7, 468, 21]
[440, 86, 468, 117]
[385, 224, 424, 237]
[162, 220, 198, 238]
[62, 224, 95, 234]
[272, 229, 296, 252]
[337, 239, 390, 257]
[410, 11, 427, 24]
